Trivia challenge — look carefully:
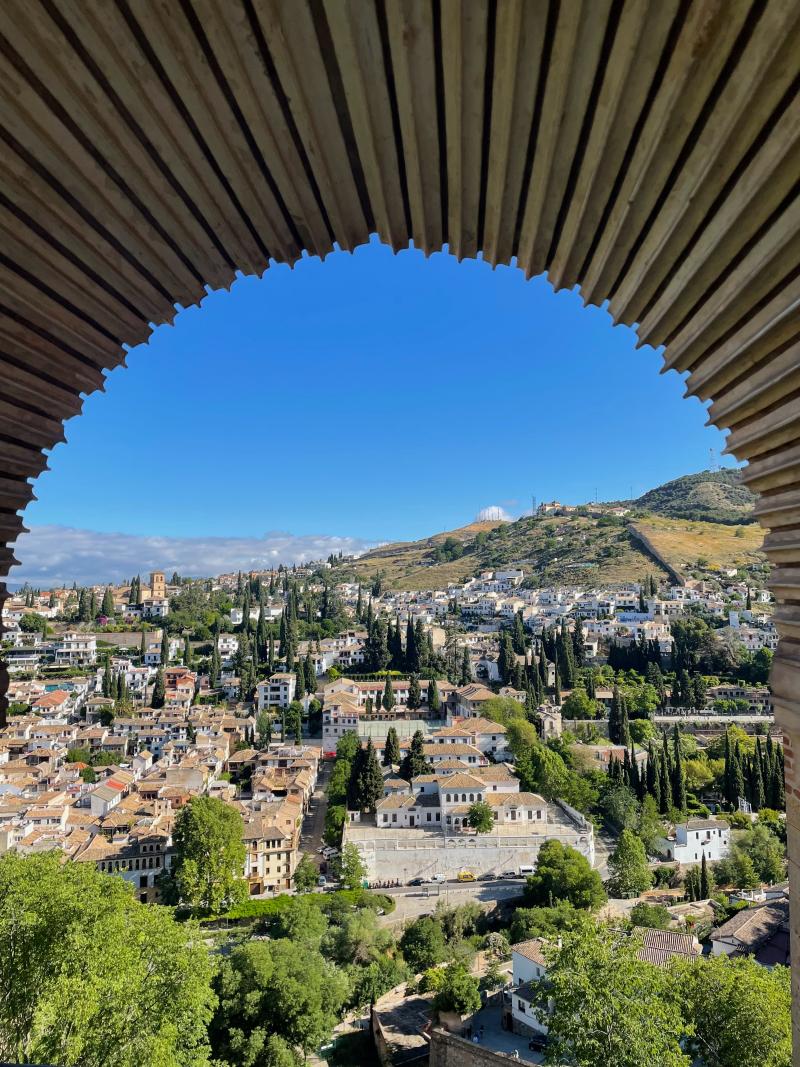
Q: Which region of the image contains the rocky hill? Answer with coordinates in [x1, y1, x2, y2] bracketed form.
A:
[341, 470, 763, 592]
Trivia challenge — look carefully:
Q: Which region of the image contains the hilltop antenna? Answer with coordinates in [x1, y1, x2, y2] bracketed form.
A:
[709, 447, 718, 471]
[531, 494, 537, 517]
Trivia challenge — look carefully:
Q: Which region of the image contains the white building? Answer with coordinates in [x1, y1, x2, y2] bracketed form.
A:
[256, 673, 297, 711]
[509, 939, 549, 1036]
[54, 631, 97, 666]
[658, 818, 730, 864]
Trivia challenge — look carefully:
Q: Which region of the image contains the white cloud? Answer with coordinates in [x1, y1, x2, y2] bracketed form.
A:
[8, 525, 375, 588]
[475, 505, 512, 522]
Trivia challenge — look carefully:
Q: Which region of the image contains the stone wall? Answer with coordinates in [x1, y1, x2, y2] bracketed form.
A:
[429, 1028, 521, 1067]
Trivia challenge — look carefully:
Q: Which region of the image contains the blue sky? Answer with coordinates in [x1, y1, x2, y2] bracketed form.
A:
[12, 237, 734, 585]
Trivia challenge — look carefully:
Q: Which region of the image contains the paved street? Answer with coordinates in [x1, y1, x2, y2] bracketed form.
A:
[300, 757, 332, 871]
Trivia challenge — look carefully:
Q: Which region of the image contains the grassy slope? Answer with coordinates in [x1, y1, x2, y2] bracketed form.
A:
[630, 516, 765, 575]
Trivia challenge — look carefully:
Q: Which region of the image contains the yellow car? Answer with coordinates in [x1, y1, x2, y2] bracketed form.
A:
[457, 870, 476, 882]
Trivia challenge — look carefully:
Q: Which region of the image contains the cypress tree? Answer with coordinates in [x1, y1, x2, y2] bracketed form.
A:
[699, 852, 712, 899]
[512, 610, 526, 655]
[658, 748, 671, 814]
[538, 646, 548, 689]
[356, 584, 363, 623]
[382, 675, 396, 711]
[267, 634, 275, 674]
[671, 725, 687, 812]
[359, 740, 384, 814]
[399, 730, 428, 782]
[152, 667, 166, 709]
[554, 668, 561, 704]
[629, 744, 643, 800]
[384, 726, 401, 767]
[608, 685, 622, 744]
[405, 615, 418, 673]
[101, 586, 114, 617]
[732, 743, 746, 807]
[304, 652, 316, 694]
[646, 742, 658, 799]
[427, 678, 441, 714]
[102, 654, 112, 698]
[407, 673, 421, 710]
[160, 628, 169, 666]
[618, 692, 631, 749]
[184, 636, 192, 667]
[572, 617, 585, 666]
[752, 751, 765, 810]
[460, 646, 472, 685]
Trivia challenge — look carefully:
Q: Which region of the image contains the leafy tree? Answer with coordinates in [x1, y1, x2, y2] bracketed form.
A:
[524, 840, 606, 910]
[211, 939, 348, 1063]
[629, 902, 671, 929]
[335, 843, 367, 890]
[433, 963, 481, 1016]
[675, 953, 791, 1067]
[608, 829, 653, 898]
[0, 852, 215, 1067]
[400, 915, 447, 972]
[171, 796, 247, 914]
[560, 687, 597, 720]
[738, 823, 785, 884]
[466, 801, 494, 833]
[255, 710, 273, 748]
[272, 897, 329, 949]
[536, 924, 689, 1067]
[383, 726, 401, 767]
[460, 646, 472, 685]
[508, 902, 586, 944]
[292, 854, 319, 893]
[350, 956, 410, 1013]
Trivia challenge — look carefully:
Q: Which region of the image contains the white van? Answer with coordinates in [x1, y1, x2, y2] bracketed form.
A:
[519, 865, 535, 877]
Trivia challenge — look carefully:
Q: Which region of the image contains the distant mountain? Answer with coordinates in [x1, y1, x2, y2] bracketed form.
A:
[632, 469, 756, 525]
[341, 470, 762, 591]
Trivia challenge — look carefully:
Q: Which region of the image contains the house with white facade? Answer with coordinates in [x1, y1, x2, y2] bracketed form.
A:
[658, 818, 730, 864]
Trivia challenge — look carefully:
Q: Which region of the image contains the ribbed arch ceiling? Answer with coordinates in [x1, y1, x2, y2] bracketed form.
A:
[1, 0, 799, 642]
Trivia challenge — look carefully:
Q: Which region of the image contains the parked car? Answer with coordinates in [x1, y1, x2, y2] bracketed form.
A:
[431, 873, 446, 883]
[317, 875, 327, 887]
[408, 877, 429, 886]
[528, 1034, 548, 1052]
[500, 870, 519, 879]
[457, 870, 476, 882]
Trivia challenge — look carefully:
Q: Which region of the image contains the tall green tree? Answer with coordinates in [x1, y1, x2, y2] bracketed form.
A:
[151, 667, 166, 709]
[357, 740, 384, 813]
[524, 840, 606, 910]
[382, 676, 396, 711]
[427, 678, 441, 714]
[101, 586, 115, 617]
[407, 673, 421, 710]
[399, 730, 428, 782]
[170, 797, 247, 915]
[608, 829, 653, 897]
[383, 727, 401, 767]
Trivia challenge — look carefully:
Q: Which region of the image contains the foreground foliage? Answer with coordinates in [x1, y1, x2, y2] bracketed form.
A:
[0, 853, 215, 1067]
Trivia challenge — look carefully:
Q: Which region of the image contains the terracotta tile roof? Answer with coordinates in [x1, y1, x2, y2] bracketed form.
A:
[513, 939, 548, 966]
[635, 928, 700, 966]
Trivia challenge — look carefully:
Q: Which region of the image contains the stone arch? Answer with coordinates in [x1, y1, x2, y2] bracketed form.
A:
[1, 0, 799, 1044]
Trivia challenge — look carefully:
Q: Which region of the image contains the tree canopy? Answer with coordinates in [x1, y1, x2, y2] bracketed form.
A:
[524, 840, 606, 911]
[0, 852, 215, 1067]
[171, 796, 247, 914]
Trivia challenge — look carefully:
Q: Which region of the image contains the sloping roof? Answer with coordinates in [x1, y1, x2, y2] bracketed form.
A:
[512, 939, 548, 967]
[635, 927, 700, 966]
[711, 899, 789, 952]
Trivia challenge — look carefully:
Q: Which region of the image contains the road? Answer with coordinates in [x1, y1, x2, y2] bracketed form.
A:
[299, 758, 332, 871]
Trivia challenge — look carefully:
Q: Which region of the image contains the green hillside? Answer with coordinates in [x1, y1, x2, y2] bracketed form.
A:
[631, 468, 756, 524]
[341, 470, 762, 592]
